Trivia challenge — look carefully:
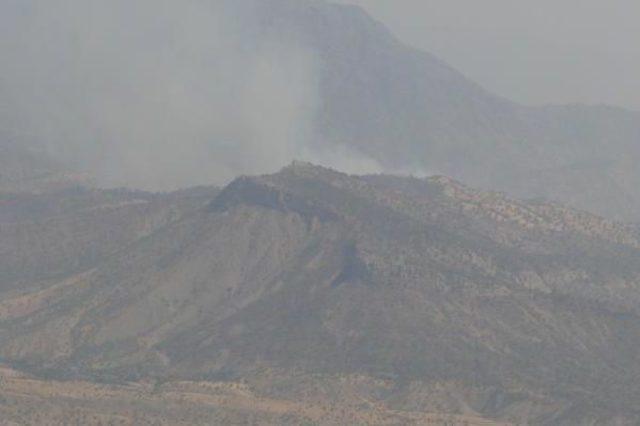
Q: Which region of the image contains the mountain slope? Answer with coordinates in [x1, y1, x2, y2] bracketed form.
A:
[0, 186, 217, 291]
[0, 366, 509, 426]
[226, 0, 640, 221]
[3, 163, 640, 424]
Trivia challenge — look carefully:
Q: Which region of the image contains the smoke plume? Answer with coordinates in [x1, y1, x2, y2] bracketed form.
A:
[1, 0, 360, 189]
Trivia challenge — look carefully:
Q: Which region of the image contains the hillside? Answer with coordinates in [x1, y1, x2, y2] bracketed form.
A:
[3, 163, 640, 424]
[0, 366, 508, 425]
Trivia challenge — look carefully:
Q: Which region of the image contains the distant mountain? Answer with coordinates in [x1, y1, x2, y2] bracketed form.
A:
[0, 145, 85, 193]
[5, 0, 639, 220]
[3, 163, 640, 424]
[224, 0, 640, 221]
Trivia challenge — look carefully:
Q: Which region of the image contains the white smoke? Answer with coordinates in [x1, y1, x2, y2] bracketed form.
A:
[0, 0, 346, 189]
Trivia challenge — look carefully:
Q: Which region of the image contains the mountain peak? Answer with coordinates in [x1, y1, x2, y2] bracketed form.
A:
[280, 161, 349, 178]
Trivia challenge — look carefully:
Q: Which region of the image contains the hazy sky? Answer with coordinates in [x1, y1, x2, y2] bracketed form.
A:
[336, 0, 640, 110]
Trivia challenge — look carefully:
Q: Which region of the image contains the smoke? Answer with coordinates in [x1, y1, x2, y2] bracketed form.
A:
[0, 0, 359, 189]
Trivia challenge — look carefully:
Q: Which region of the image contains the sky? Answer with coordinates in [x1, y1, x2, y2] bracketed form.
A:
[336, 0, 640, 111]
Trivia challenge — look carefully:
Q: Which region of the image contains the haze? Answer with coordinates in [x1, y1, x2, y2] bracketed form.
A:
[4, 2, 640, 423]
[1, 0, 638, 192]
[337, 0, 640, 110]
[0, 0, 324, 189]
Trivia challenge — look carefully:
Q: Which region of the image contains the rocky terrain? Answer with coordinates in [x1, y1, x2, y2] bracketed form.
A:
[3, 163, 640, 424]
[0, 365, 508, 425]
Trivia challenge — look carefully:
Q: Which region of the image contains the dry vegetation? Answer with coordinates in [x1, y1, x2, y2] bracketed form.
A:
[0, 368, 508, 426]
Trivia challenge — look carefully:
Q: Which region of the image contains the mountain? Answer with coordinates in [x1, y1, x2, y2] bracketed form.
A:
[3, 163, 640, 424]
[4, 0, 639, 220]
[0, 146, 88, 193]
[223, 0, 640, 221]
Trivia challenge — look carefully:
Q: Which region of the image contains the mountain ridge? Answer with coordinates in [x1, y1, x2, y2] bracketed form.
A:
[3, 163, 640, 423]
[224, 0, 640, 221]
